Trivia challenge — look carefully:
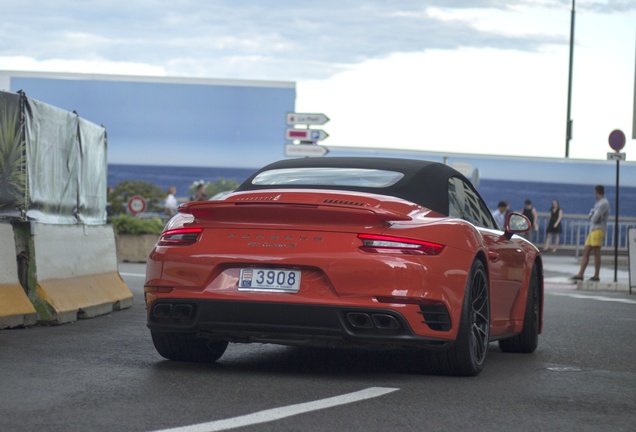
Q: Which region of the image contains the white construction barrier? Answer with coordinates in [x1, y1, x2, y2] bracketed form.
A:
[33, 223, 133, 324]
[0, 223, 37, 328]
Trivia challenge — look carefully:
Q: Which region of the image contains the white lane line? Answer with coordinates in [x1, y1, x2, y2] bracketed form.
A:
[548, 292, 636, 304]
[119, 272, 145, 278]
[152, 387, 399, 432]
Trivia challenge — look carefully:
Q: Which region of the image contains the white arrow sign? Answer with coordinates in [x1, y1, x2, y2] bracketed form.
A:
[285, 144, 329, 157]
[607, 152, 626, 161]
[286, 128, 329, 141]
[286, 113, 330, 125]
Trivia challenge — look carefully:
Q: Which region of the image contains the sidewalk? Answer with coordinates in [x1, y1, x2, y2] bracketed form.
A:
[541, 252, 632, 293]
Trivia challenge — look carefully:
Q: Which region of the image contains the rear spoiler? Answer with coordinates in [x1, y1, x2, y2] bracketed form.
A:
[179, 190, 421, 224]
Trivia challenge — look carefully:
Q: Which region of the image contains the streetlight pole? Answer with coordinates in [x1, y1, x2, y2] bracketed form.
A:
[565, 0, 575, 158]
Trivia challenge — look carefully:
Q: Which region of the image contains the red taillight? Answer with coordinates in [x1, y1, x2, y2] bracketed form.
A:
[157, 228, 203, 246]
[357, 233, 444, 255]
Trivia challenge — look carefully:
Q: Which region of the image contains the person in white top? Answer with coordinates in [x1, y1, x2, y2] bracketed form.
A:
[571, 185, 610, 282]
[491, 201, 509, 230]
[165, 186, 178, 216]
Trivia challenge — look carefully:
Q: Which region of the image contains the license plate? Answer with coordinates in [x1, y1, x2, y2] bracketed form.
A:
[238, 268, 301, 293]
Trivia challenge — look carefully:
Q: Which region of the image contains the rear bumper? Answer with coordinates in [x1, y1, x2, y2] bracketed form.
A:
[146, 299, 452, 350]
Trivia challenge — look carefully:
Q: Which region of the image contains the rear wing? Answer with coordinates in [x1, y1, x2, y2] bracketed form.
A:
[179, 189, 423, 226]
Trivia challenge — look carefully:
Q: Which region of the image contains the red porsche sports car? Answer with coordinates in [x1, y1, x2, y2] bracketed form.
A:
[145, 157, 543, 376]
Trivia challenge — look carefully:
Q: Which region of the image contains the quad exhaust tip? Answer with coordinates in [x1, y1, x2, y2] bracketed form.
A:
[152, 303, 194, 320]
[346, 312, 400, 330]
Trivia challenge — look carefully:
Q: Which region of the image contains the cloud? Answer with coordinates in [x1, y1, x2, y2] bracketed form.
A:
[1, 0, 572, 80]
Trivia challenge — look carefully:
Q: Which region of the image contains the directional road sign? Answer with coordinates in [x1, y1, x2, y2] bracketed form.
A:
[607, 152, 626, 161]
[285, 128, 329, 141]
[285, 144, 329, 157]
[286, 113, 330, 125]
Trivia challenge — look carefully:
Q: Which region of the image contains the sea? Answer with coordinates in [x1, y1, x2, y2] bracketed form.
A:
[108, 164, 636, 217]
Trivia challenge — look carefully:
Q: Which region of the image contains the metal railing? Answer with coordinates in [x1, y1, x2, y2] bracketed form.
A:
[528, 212, 636, 255]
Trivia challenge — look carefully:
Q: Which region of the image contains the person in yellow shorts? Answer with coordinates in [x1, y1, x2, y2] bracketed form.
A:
[571, 185, 610, 282]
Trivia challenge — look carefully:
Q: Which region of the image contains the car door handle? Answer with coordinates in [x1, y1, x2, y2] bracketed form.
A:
[488, 252, 500, 262]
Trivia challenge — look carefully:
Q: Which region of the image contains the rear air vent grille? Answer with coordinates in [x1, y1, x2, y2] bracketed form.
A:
[418, 304, 452, 331]
[323, 199, 367, 207]
[236, 196, 277, 201]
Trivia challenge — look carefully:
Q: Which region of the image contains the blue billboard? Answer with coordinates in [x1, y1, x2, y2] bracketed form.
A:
[2, 72, 295, 168]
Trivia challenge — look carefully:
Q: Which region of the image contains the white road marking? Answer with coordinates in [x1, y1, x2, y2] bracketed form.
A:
[548, 292, 636, 304]
[546, 366, 582, 372]
[119, 272, 145, 278]
[151, 387, 399, 432]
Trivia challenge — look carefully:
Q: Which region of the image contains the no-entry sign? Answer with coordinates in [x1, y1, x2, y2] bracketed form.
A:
[608, 129, 626, 152]
[127, 195, 147, 215]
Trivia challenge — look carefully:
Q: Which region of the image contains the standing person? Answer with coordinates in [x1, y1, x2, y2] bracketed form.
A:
[165, 186, 178, 216]
[571, 185, 610, 282]
[491, 201, 509, 229]
[521, 199, 538, 242]
[544, 199, 563, 252]
[191, 182, 208, 202]
[106, 186, 114, 220]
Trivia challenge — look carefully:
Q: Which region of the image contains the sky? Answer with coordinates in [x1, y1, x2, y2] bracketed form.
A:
[0, 0, 635, 163]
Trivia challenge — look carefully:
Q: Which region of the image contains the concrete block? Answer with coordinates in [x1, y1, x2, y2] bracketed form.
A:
[0, 223, 37, 328]
[32, 223, 133, 324]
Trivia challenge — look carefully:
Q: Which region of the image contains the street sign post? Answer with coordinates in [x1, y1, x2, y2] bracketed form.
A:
[285, 128, 329, 142]
[285, 144, 329, 157]
[608, 129, 627, 283]
[629, 228, 636, 294]
[286, 113, 329, 125]
[285, 112, 330, 157]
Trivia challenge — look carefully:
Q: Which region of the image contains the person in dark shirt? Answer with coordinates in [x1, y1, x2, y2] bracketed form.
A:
[190, 182, 208, 202]
[544, 199, 563, 252]
[520, 199, 538, 242]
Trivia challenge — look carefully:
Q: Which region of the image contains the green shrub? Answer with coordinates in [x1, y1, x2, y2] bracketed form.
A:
[111, 215, 164, 235]
[108, 180, 165, 215]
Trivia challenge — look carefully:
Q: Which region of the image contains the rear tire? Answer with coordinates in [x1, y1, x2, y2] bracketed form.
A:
[498, 263, 540, 353]
[151, 332, 228, 362]
[424, 259, 490, 376]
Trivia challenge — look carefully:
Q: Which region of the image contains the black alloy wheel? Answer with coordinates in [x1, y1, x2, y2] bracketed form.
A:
[423, 259, 490, 376]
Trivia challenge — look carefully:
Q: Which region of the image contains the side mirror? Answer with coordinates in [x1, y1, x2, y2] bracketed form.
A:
[504, 213, 530, 239]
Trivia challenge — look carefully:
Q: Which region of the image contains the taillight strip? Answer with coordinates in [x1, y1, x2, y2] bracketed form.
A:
[357, 233, 444, 255]
[158, 228, 203, 246]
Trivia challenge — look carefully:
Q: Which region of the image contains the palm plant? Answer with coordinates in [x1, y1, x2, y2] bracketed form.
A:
[0, 94, 27, 214]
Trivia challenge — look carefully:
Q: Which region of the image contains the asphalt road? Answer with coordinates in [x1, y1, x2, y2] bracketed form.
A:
[1, 262, 635, 432]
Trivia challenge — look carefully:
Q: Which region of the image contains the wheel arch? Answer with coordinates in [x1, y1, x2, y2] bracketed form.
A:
[473, 249, 490, 287]
[533, 255, 545, 334]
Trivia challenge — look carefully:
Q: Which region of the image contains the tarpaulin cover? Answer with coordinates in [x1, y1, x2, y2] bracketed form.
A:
[0, 90, 107, 224]
[0, 91, 26, 218]
[77, 117, 107, 224]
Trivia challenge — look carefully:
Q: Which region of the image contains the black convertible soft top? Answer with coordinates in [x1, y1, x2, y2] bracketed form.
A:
[237, 157, 476, 216]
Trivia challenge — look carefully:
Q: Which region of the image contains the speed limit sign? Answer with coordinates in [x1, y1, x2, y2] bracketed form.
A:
[127, 195, 147, 215]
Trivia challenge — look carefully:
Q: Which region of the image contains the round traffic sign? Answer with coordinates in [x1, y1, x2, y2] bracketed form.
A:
[608, 129, 626, 152]
[127, 195, 147, 215]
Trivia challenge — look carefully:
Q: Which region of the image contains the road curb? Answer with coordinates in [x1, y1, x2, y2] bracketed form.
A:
[576, 281, 631, 293]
